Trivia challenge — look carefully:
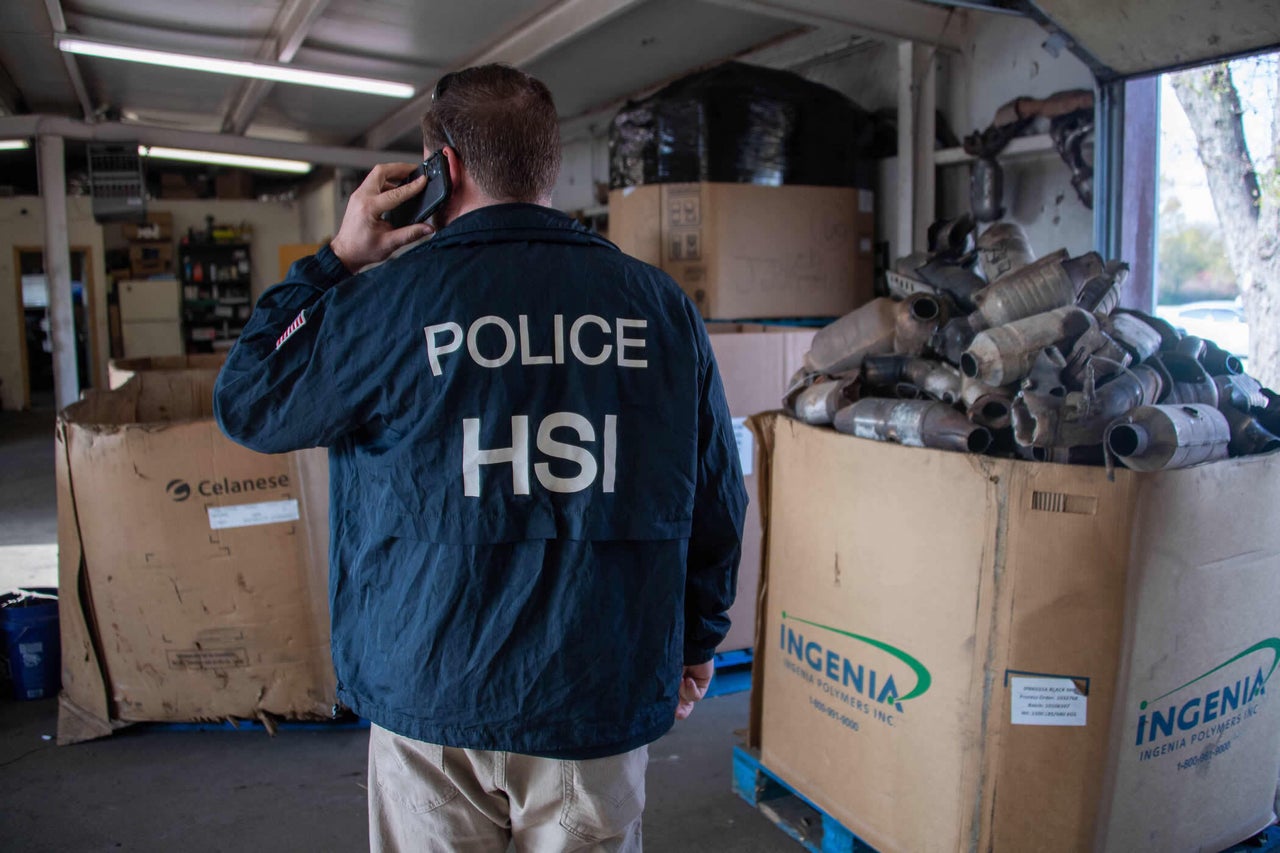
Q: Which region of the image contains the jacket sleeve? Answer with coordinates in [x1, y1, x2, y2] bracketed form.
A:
[683, 330, 749, 665]
[214, 244, 379, 454]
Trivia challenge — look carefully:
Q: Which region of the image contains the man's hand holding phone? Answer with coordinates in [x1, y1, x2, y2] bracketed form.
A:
[329, 162, 436, 274]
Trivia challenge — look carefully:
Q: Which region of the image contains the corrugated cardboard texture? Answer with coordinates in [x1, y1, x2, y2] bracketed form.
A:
[610, 183, 875, 319]
[707, 327, 814, 652]
[56, 371, 335, 742]
[108, 354, 227, 389]
[752, 417, 1280, 853]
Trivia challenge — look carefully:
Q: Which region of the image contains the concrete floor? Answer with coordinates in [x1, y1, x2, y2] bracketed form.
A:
[0, 406, 796, 852]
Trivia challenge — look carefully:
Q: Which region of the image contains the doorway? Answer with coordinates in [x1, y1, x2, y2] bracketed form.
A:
[14, 247, 97, 410]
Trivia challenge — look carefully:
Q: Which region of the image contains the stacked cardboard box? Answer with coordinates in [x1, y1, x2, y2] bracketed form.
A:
[748, 413, 1280, 852]
[125, 213, 175, 277]
[706, 324, 815, 652]
[610, 183, 876, 320]
[56, 370, 335, 744]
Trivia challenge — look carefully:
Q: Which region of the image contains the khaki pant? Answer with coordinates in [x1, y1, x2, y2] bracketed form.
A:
[368, 724, 647, 852]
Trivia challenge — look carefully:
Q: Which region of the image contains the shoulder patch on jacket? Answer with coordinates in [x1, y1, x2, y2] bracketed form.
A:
[276, 310, 307, 349]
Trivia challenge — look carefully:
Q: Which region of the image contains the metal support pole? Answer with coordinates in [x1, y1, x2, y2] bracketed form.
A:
[897, 41, 938, 258]
[37, 134, 79, 410]
[897, 41, 917, 260]
[1093, 80, 1126, 262]
[1119, 75, 1160, 311]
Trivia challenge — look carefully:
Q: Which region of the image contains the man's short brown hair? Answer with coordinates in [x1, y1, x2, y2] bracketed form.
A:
[421, 64, 561, 203]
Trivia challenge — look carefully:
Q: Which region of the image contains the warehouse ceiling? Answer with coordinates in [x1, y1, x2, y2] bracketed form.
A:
[2, 0, 1275, 188]
[0, 0, 963, 173]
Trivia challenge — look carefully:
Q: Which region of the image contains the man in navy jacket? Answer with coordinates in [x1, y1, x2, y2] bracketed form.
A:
[215, 64, 746, 851]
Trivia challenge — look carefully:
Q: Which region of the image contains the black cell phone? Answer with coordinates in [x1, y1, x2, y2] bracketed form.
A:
[385, 151, 451, 229]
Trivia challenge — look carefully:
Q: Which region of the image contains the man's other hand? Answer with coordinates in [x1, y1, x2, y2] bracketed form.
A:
[675, 660, 714, 721]
[330, 162, 435, 273]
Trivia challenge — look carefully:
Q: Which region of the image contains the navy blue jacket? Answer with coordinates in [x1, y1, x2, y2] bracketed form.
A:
[214, 203, 746, 758]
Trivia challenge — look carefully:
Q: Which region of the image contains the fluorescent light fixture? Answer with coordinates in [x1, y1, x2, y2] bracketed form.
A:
[58, 37, 416, 99]
[139, 145, 312, 174]
[0, 139, 30, 151]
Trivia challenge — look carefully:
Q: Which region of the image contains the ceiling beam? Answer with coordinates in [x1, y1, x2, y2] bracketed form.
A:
[0, 114, 419, 171]
[361, 0, 646, 151]
[223, 0, 332, 135]
[697, 0, 966, 51]
[44, 0, 95, 120]
[0, 62, 24, 116]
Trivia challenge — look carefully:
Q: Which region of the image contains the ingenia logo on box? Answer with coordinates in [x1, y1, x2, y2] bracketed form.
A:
[778, 611, 932, 732]
[165, 474, 291, 503]
[1132, 638, 1278, 771]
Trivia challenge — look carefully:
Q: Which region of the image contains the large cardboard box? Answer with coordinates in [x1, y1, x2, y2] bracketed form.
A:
[706, 324, 815, 652]
[750, 415, 1280, 852]
[56, 370, 334, 744]
[610, 183, 875, 320]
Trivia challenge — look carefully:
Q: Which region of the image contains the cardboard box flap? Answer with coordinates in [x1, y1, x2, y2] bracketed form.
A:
[64, 370, 219, 426]
[55, 419, 113, 743]
[108, 354, 227, 389]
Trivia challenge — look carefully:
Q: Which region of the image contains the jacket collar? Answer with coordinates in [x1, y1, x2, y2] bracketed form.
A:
[428, 203, 618, 252]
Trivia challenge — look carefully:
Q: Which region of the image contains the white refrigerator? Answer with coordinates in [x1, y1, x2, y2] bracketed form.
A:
[118, 278, 183, 358]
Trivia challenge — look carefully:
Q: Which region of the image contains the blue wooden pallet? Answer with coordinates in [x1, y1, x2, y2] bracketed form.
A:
[732, 745, 1280, 853]
[706, 647, 753, 699]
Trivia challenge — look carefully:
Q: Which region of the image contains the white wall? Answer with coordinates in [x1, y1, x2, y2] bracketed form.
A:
[299, 176, 340, 245]
[0, 196, 108, 411]
[940, 13, 1097, 259]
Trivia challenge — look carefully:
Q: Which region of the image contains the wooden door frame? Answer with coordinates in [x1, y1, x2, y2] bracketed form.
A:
[13, 245, 98, 409]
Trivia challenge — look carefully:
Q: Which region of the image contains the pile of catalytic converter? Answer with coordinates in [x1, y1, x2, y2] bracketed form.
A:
[785, 218, 1280, 470]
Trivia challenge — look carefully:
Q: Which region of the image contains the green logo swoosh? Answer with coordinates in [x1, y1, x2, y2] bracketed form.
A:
[782, 611, 932, 703]
[1140, 638, 1280, 710]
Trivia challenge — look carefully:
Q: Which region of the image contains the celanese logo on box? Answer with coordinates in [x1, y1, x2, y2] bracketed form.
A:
[165, 474, 291, 502]
[778, 610, 932, 731]
[1131, 637, 1278, 769]
[166, 479, 191, 502]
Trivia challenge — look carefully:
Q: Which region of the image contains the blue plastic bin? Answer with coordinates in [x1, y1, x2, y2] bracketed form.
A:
[1, 587, 61, 701]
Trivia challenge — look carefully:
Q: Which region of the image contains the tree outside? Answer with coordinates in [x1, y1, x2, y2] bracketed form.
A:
[1163, 54, 1278, 389]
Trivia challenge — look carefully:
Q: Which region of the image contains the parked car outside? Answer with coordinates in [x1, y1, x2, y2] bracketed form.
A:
[1155, 299, 1250, 359]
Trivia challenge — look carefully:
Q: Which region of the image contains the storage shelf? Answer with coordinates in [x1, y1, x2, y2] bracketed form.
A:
[933, 133, 1057, 167]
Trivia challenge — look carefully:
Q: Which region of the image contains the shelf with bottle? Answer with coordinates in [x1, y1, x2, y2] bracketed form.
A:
[179, 241, 253, 353]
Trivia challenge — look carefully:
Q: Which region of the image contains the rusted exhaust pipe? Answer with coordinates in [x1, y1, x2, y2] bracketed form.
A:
[792, 377, 859, 426]
[1154, 353, 1219, 407]
[805, 298, 898, 375]
[1063, 327, 1131, 387]
[1061, 252, 1106, 289]
[864, 355, 963, 404]
[961, 306, 1096, 386]
[968, 249, 1076, 331]
[915, 259, 984, 311]
[1219, 405, 1280, 456]
[971, 156, 1005, 222]
[1178, 336, 1244, 376]
[976, 222, 1035, 284]
[1102, 313, 1163, 364]
[961, 376, 1015, 429]
[1074, 261, 1127, 315]
[894, 292, 949, 356]
[834, 398, 993, 454]
[1105, 404, 1231, 471]
[1012, 363, 1164, 448]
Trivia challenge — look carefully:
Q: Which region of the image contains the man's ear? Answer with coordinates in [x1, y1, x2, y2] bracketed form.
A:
[443, 147, 464, 192]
